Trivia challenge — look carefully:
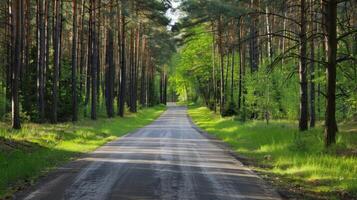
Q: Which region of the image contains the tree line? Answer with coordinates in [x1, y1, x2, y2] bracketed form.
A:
[171, 0, 357, 147]
[0, 0, 175, 129]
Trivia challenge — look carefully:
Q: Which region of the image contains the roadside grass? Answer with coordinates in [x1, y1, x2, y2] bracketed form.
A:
[0, 105, 166, 198]
[188, 106, 357, 200]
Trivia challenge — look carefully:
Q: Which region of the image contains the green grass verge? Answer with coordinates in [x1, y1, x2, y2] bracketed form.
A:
[188, 106, 357, 200]
[0, 105, 166, 197]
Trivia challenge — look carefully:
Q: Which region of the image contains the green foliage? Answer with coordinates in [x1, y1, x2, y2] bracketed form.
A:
[222, 101, 237, 117]
[170, 25, 213, 102]
[58, 59, 83, 122]
[336, 59, 357, 121]
[18, 55, 84, 123]
[244, 59, 301, 120]
[171, 25, 306, 121]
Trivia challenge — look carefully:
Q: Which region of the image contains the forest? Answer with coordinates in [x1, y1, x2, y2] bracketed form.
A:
[0, 0, 174, 196]
[170, 0, 357, 147]
[0, 0, 174, 127]
[0, 0, 357, 199]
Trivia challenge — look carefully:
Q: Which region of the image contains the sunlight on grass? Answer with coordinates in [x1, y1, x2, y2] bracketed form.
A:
[0, 106, 166, 197]
[188, 106, 357, 198]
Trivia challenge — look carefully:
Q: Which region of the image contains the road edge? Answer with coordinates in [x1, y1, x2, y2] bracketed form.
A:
[186, 110, 284, 200]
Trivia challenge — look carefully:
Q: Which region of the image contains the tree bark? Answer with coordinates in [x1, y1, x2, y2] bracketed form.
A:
[118, 7, 126, 117]
[91, 0, 98, 120]
[265, 6, 273, 60]
[133, 25, 140, 112]
[5, 0, 13, 114]
[249, 0, 259, 73]
[52, 0, 61, 123]
[11, 0, 22, 129]
[309, 0, 316, 128]
[129, 27, 135, 112]
[211, 22, 217, 112]
[164, 67, 167, 105]
[85, 0, 92, 113]
[140, 36, 147, 106]
[238, 22, 243, 112]
[38, 0, 45, 122]
[230, 48, 235, 102]
[78, 0, 85, 97]
[218, 17, 225, 114]
[96, 0, 101, 105]
[105, 2, 115, 118]
[324, 0, 338, 147]
[239, 25, 246, 121]
[72, 0, 78, 122]
[45, 0, 51, 101]
[299, 0, 309, 131]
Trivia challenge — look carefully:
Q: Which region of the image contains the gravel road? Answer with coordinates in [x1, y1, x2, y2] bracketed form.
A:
[16, 104, 281, 200]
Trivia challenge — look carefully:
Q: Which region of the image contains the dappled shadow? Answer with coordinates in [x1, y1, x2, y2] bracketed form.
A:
[16, 141, 279, 200]
[0, 137, 81, 199]
[189, 107, 357, 199]
[1, 107, 166, 198]
[15, 105, 280, 200]
[0, 137, 42, 153]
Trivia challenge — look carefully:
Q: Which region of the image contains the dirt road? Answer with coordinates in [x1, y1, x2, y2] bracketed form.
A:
[16, 105, 281, 200]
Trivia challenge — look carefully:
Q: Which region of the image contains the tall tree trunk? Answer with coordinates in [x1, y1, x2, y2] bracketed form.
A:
[230, 48, 235, 102]
[164, 66, 167, 105]
[218, 17, 225, 114]
[52, 0, 61, 123]
[282, 8, 287, 65]
[160, 71, 163, 104]
[324, 0, 338, 147]
[78, 0, 85, 97]
[299, 0, 309, 131]
[118, 7, 126, 117]
[133, 25, 140, 112]
[22, 0, 32, 114]
[309, 0, 316, 127]
[23, 0, 30, 78]
[249, 0, 259, 73]
[211, 22, 217, 112]
[240, 28, 247, 121]
[96, 0, 101, 105]
[12, 0, 22, 129]
[38, 0, 45, 122]
[91, 0, 98, 120]
[140, 36, 147, 106]
[105, 3, 115, 118]
[225, 52, 230, 101]
[241, 44, 247, 121]
[148, 58, 155, 106]
[265, 6, 273, 60]
[116, 4, 122, 113]
[5, 0, 13, 114]
[45, 0, 51, 106]
[72, 0, 78, 122]
[85, 1, 92, 113]
[238, 21, 243, 112]
[129, 27, 135, 112]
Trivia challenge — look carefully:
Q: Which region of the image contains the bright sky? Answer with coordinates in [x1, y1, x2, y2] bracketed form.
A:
[166, 0, 182, 27]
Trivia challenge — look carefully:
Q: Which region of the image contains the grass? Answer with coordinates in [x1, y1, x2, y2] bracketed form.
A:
[188, 106, 357, 200]
[0, 105, 166, 198]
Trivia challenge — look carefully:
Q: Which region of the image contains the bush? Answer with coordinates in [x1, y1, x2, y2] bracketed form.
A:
[222, 101, 237, 117]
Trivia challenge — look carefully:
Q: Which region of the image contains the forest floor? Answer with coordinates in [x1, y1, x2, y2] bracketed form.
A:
[188, 106, 357, 200]
[0, 106, 166, 199]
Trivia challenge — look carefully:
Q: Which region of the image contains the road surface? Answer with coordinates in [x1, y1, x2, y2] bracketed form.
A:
[16, 104, 281, 200]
